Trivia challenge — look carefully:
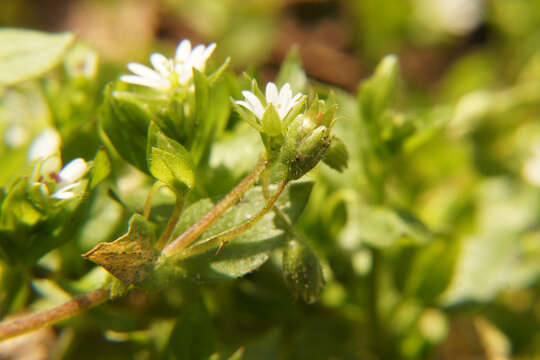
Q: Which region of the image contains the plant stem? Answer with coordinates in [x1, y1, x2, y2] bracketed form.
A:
[0, 288, 110, 342]
[162, 154, 268, 256]
[143, 182, 163, 219]
[174, 180, 288, 259]
[155, 195, 186, 251]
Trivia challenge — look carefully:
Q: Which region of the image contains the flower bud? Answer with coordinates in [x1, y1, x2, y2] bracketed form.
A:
[279, 115, 331, 180]
[282, 239, 325, 304]
[322, 135, 348, 172]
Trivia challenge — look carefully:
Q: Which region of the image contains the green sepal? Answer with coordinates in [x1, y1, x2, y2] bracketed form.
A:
[261, 103, 282, 137]
[208, 57, 231, 85]
[90, 147, 111, 190]
[231, 98, 263, 131]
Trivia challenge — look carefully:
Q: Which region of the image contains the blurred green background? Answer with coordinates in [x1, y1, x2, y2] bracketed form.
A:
[1, 0, 539, 359]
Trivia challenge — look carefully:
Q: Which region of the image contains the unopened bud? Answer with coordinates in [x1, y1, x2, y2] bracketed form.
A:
[322, 136, 348, 172]
[282, 239, 325, 304]
[279, 115, 331, 180]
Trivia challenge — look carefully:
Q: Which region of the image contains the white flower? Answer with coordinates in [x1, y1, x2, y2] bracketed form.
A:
[50, 158, 88, 200]
[235, 82, 303, 121]
[120, 39, 216, 90]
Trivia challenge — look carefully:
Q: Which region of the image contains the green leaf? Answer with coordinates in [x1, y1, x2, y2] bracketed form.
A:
[90, 147, 111, 189]
[165, 302, 215, 360]
[147, 122, 195, 194]
[340, 204, 433, 249]
[171, 182, 313, 281]
[82, 214, 158, 285]
[100, 84, 150, 173]
[358, 54, 399, 121]
[276, 46, 307, 93]
[404, 238, 459, 304]
[0, 28, 74, 87]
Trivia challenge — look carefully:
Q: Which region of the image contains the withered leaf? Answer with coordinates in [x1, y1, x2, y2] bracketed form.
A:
[83, 214, 158, 285]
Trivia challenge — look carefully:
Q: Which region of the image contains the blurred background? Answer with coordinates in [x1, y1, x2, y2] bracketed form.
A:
[1, 0, 540, 359]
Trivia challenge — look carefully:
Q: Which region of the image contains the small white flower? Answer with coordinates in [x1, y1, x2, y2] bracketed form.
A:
[50, 158, 88, 200]
[120, 39, 216, 90]
[235, 82, 303, 121]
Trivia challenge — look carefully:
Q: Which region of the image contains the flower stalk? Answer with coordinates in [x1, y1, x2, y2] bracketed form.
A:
[0, 288, 110, 341]
[155, 194, 186, 251]
[162, 154, 268, 256]
[173, 179, 288, 260]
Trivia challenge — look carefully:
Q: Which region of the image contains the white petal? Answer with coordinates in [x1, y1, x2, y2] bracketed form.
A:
[202, 43, 216, 62]
[189, 45, 206, 70]
[28, 128, 61, 161]
[177, 67, 193, 85]
[242, 91, 265, 119]
[265, 82, 279, 105]
[58, 158, 87, 184]
[52, 191, 75, 200]
[279, 83, 292, 104]
[235, 100, 254, 112]
[175, 39, 192, 62]
[51, 182, 80, 199]
[126, 63, 164, 82]
[120, 75, 171, 90]
[149, 53, 171, 76]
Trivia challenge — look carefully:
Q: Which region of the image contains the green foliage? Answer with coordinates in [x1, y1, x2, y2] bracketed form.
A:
[100, 85, 151, 173]
[164, 302, 215, 360]
[1, 5, 539, 358]
[90, 147, 111, 189]
[147, 122, 195, 195]
[0, 28, 74, 86]
[167, 182, 313, 281]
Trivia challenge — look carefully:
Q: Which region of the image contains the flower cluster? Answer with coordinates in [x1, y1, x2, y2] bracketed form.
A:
[120, 39, 216, 91]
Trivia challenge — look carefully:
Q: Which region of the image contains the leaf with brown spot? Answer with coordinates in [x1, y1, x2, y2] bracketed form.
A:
[83, 214, 158, 285]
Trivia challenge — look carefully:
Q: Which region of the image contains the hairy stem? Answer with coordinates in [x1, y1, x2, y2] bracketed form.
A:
[143, 182, 164, 219]
[175, 179, 288, 259]
[162, 154, 268, 256]
[155, 194, 186, 251]
[0, 288, 110, 342]
[262, 171, 304, 240]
